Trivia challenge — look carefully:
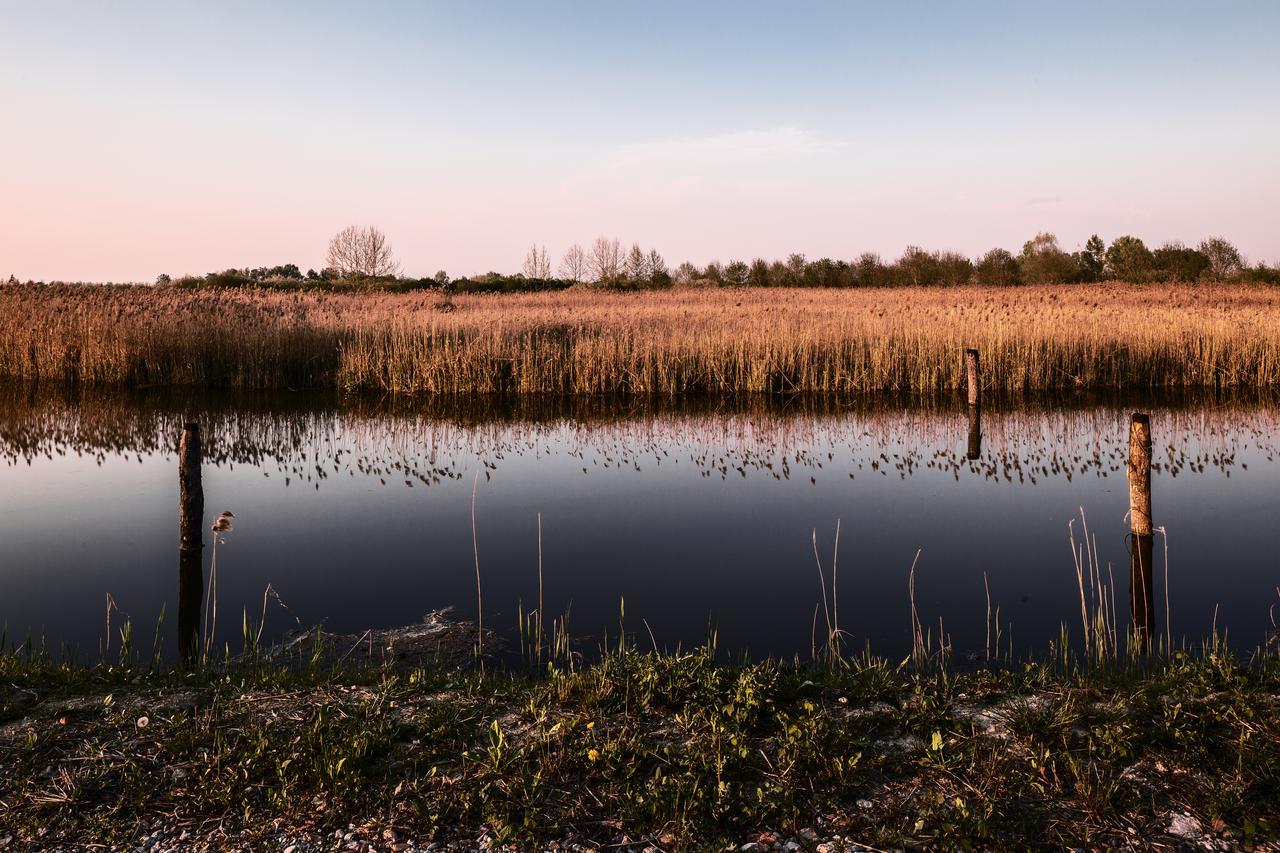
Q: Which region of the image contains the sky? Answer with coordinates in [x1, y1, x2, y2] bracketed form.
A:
[1, 0, 1278, 281]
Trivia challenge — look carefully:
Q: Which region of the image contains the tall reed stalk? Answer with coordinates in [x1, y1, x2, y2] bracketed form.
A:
[471, 473, 483, 658]
[1069, 509, 1119, 665]
[203, 511, 234, 662]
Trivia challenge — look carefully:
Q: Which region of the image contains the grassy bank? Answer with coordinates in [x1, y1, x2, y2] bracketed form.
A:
[2, 284, 1279, 395]
[3, 640, 1278, 849]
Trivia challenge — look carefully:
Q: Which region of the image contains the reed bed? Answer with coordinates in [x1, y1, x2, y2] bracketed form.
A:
[2, 283, 1279, 395]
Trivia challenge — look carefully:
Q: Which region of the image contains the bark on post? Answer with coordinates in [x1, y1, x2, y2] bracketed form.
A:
[964, 349, 980, 408]
[178, 423, 204, 665]
[1127, 413, 1155, 651]
[1128, 414, 1153, 538]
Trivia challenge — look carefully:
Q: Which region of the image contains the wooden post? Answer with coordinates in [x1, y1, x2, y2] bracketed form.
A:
[178, 423, 204, 665]
[179, 423, 204, 549]
[1127, 413, 1155, 650]
[1127, 414, 1152, 538]
[964, 349, 980, 408]
[966, 403, 982, 461]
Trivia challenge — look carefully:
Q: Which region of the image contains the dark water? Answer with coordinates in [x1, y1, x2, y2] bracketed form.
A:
[2, 387, 1278, 663]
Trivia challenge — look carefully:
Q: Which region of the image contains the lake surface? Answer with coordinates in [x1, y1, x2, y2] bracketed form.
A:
[2, 387, 1278, 663]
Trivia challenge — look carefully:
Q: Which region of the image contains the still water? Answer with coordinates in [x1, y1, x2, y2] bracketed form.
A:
[1, 388, 1278, 662]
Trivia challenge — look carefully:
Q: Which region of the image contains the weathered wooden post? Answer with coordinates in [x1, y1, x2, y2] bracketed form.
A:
[964, 348, 980, 408]
[963, 349, 982, 459]
[1127, 413, 1155, 651]
[966, 403, 982, 461]
[178, 423, 204, 665]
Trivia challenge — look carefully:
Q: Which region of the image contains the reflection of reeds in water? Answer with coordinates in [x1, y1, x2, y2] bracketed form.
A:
[5, 284, 1280, 395]
[2, 388, 1276, 492]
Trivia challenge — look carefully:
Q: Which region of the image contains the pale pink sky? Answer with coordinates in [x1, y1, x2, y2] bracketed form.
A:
[2, 2, 1277, 281]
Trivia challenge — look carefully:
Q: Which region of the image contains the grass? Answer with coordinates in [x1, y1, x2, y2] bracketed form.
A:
[3, 283, 1280, 395]
[2, 636, 1279, 849]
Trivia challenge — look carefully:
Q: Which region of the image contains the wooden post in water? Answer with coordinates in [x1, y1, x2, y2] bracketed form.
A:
[966, 404, 982, 461]
[964, 349, 980, 408]
[1127, 413, 1155, 651]
[964, 349, 982, 459]
[178, 423, 204, 665]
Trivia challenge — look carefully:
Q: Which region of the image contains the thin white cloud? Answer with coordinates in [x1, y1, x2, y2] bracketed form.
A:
[557, 127, 850, 202]
[608, 126, 847, 170]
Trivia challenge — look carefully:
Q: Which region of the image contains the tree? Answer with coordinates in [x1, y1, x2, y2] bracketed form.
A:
[673, 261, 699, 285]
[723, 260, 749, 287]
[325, 225, 399, 278]
[779, 254, 805, 287]
[748, 258, 772, 287]
[588, 236, 622, 285]
[1198, 237, 1244, 281]
[936, 251, 974, 287]
[1241, 262, 1280, 285]
[646, 250, 671, 287]
[624, 243, 648, 284]
[853, 253, 890, 288]
[769, 259, 793, 286]
[522, 243, 551, 279]
[974, 249, 1021, 286]
[799, 257, 853, 288]
[894, 246, 941, 287]
[249, 263, 302, 281]
[1074, 235, 1106, 281]
[559, 244, 587, 283]
[1152, 242, 1210, 282]
[1018, 232, 1078, 285]
[1105, 235, 1154, 283]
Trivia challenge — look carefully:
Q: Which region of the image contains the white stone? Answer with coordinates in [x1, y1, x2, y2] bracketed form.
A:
[1168, 813, 1203, 839]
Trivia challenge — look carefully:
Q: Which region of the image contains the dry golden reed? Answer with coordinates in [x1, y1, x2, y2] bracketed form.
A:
[1, 283, 1277, 395]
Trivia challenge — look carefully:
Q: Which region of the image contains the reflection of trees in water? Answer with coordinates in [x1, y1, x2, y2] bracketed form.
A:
[1, 386, 1276, 488]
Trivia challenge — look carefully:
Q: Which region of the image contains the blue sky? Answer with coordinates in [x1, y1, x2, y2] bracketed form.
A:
[2, 1, 1277, 279]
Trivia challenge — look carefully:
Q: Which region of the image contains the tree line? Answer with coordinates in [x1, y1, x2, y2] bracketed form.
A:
[663, 233, 1274, 288]
[10, 226, 1275, 291]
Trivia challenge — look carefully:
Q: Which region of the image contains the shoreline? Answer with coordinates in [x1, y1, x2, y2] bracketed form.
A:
[3, 614, 1278, 851]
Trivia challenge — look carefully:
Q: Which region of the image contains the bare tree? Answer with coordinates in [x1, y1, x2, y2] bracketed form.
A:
[325, 225, 399, 278]
[588, 236, 622, 285]
[559, 243, 586, 283]
[522, 242, 551, 279]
